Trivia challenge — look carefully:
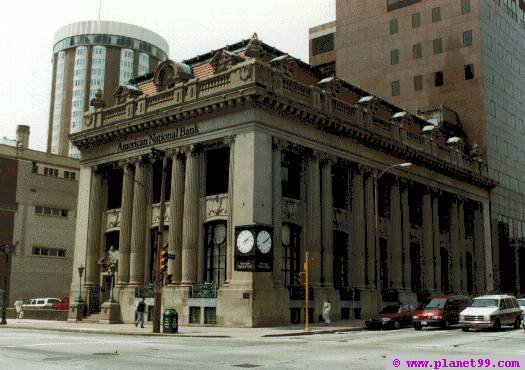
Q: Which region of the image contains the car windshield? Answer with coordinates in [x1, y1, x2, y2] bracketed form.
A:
[380, 306, 400, 314]
[517, 299, 525, 307]
[425, 298, 446, 308]
[471, 298, 499, 307]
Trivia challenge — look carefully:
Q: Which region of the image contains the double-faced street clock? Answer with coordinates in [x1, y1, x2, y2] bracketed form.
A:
[234, 225, 273, 272]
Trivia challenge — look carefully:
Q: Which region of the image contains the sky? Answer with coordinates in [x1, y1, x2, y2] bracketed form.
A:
[0, 0, 335, 151]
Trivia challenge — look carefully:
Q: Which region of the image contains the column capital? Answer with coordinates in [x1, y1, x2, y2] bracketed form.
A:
[272, 136, 287, 151]
[306, 149, 323, 162]
[320, 152, 337, 166]
[117, 158, 135, 169]
[352, 162, 370, 174]
[179, 144, 202, 156]
[223, 135, 236, 146]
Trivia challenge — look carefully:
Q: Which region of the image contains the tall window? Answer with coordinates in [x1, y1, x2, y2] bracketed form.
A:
[119, 49, 134, 85]
[433, 38, 443, 54]
[432, 7, 441, 22]
[461, 0, 471, 14]
[389, 19, 398, 34]
[70, 46, 87, 158]
[281, 152, 301, 199]
[333, 231, 349, 290]
[463, 30, 473, 47]
[414, 75, 423, 91]
[391, 80, 400, 96]
[412, 13, 421, 28]
[464, 64, 475, 80]
[413, 43, 422, 59]
[51, 51, 65, 154]
[332, 166, 349, 209]
[206, 148, 230, 195]
[282, 223, 301, 288]
[204, 222, 227, 286]
[435, 71, 444, 86]
[138, 53, 150, 77]
[390, 49, 399, 65]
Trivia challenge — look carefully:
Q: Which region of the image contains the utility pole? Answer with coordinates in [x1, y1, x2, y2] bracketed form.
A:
[152, 148, 167, 333]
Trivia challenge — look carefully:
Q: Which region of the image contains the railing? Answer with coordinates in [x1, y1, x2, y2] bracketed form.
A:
[200, 73, 231, 94]
[282, 76, 311, 106]
[102, 104, 126, 123]
[191, 283, 217, 298]
[147, 89, 175, 111]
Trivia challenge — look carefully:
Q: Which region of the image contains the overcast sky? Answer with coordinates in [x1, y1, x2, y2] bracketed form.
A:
[0, 0, 335, 151]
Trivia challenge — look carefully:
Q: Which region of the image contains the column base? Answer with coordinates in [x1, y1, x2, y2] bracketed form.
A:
[398, 290, 417, 308]
[359, 287, 381, 317]
[67, 302, 85, 322]
[99, 302, 122, 324]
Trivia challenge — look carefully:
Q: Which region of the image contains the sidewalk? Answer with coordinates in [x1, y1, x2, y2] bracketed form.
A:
[0, 318, 365, 338]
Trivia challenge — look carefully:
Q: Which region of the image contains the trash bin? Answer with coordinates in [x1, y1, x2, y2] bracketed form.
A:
[163, 309, 178, 333]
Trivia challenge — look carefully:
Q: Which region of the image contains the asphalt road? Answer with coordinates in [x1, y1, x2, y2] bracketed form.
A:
[0, 327, 523, 370]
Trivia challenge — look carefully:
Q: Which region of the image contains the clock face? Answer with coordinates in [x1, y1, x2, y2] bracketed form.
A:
[213, 223, 227, 244]
[256, 230, 272, 254]
[236, 230, 254, 253]
[281, 224, 291, 246]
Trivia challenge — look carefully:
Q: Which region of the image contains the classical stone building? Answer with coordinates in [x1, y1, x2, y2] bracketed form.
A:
[309, 0, 525, 296]
[0, 125, 79, 305]
[69, 34, 494, 327]
[48, 21, 169, 158]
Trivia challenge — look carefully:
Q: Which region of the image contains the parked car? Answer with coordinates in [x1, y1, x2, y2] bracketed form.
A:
[51, 297, 69, 310]
[412, 295, 471, 330]
[23, 298, 61, 308]
[517, 298, 525, 322]
[365, 304, 413, 330]
[459, 295, 522, 331]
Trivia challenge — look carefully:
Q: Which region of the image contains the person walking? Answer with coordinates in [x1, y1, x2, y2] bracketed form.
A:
[322, 300, 331, 325]
[14, 298, 24, 319]
[135, 297, 146, 328]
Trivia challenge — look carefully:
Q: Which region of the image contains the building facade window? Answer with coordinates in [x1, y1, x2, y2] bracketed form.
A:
[64, 171, 76, 180]
[391, 80, 400, 96]
[435, 71, 444, 86]
[433, 38, 443, 54]
[282, 223, 301, 288]
[390, 49, 400, 65]
[461, 0, 471, 14]
[281, 152, 301, 199]
[389, 19, 398, 34]
[464, 64, 474, 80]
[43, 167, 59, 177]
[412, 13, 421, 28]
[204, 222, 227, 286]
[413, 43, 422, 58]
[119, 48, 134, 85]
[51, 51, 65, 155]
[138, 52, 150, 77]
[89, 46, 106, 101]
[69, 46, 87, 158]
[432, 7, 441, 22]
[463, 30, 473, 47]
[311, 33, 335, 56]
[414, 75, 423, 91]
[206, 148, 230, 195]
[35, 206, 69, 218]
[32, 247, 66, 257]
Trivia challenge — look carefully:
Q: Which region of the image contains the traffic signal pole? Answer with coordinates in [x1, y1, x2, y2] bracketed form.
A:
[153, 153, 167, 333]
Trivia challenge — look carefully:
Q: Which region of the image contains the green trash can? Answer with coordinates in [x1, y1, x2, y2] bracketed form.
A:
[162, 309, 178, 333]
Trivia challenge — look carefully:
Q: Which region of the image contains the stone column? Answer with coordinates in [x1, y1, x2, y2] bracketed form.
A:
[473, 202, 485, 293]
[321, 156, 334, 287]
[351, 165, 366, 288]
[422, 187, 434, 290]
[272, 138, 284, 286]
[432, 190, 441, 291]
[85, 168, 104, 287]
[169, 149, 185, 284]
[181, 145, 200, 285]
[400, 180, 411, 290]
[304, 151, 322, 287]
[458, 199, 466, 292]
[482, 199, 494, 291]
[129, 158, 148, 285]
[389, 177, 402, 290]
[449, 197, 460, 292]
[117, 160, 134, 286]
[364, 170, 376, 288]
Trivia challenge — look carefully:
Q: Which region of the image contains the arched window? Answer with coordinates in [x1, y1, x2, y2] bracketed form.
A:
[204, 222, 227, 286]
[281, 223, 301, 288]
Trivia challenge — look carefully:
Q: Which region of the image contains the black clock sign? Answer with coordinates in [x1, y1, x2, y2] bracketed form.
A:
[234, 224, 273, 272]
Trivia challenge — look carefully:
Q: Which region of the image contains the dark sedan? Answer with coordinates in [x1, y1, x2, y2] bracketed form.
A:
[365, 305, 413, 330]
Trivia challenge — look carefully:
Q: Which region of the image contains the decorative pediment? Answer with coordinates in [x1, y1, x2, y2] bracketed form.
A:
[153, 60, 193, 91]
[90, 88, 105, 109]
[245, 33, 264, 58]
[113, 84, 143, 104]
[317, 77, 344, 97]
[268, 54, 298, 78]
[209, 49, 245, 74]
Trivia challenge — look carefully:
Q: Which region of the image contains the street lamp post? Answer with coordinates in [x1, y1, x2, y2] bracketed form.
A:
[0, 244, 16, 325]
[374, 163, 412, 311]
[77, 265, 85, 303]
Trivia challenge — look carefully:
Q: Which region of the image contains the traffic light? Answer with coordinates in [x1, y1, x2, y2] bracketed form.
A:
[160, 244, 169, 273]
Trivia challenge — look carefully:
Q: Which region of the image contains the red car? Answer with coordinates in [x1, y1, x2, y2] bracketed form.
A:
[51, 297, 70, 310]
[365, 305, 413, 330]
[412, 295, 470, 330]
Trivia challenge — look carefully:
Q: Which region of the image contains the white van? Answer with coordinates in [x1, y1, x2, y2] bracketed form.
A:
[459, 295, 522, 331]
[23, 298, 61, 308]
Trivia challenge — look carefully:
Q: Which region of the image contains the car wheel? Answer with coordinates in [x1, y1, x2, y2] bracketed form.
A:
[493, 319, 501, 331]
[394, 321, 400, 330]
[462, 327, 469, 332]
[513, 317, 521, 330]
[442, 319, 450, 329]
[414, 323, 422, 331]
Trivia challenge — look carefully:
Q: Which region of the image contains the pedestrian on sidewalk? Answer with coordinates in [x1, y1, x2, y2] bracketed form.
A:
[135, 297, 146, 328]
[322, 299, 331, 325]
[14, 298, 24, 319]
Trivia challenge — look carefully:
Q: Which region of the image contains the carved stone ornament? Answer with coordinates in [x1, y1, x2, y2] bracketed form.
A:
[90, 89, 105, 109]
[317, 77, 344, 97]
[244, 33, 264, 57]
[205, 194, 229, 220]
[210, 49, 245, 74]
[268, 54, 297, 78]
[113, 84, 143, 105]
[153, 59, 193, 91]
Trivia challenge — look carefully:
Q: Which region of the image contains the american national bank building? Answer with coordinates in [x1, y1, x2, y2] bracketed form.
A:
[69, 34, 495, 327]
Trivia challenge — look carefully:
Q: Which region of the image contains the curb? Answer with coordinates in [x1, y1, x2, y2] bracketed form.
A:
[262, 326, 365, 337]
